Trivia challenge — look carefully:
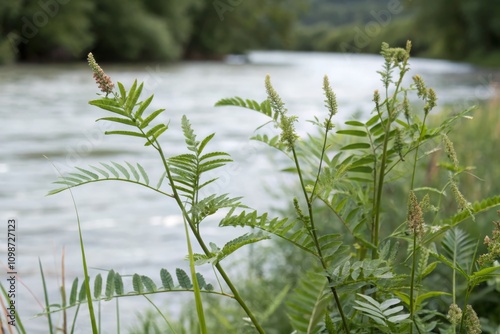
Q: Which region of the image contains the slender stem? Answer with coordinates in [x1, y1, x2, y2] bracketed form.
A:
[372, 63, 408, 258]
[409, 233, 418, 334]
[310, 127, 330, 199]
[183, 216, 207, 334]
[410, 114, 428, 190]
[292, 147, 350, 333]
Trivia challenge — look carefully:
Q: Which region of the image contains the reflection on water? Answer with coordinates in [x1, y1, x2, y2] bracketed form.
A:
[0, 51, 496, 332]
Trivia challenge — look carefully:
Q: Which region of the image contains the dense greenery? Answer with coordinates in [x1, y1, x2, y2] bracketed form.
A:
[1, 0, 499, 65]
[0, 0, 303, 63]
[2, 42, 499, 333]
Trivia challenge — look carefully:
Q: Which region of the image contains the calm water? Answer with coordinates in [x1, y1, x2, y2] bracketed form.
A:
[0, 51, 496, 332]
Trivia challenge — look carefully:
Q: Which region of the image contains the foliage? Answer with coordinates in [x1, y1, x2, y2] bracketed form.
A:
[0, 0, 306, 63]
[5, 42, 499, 333]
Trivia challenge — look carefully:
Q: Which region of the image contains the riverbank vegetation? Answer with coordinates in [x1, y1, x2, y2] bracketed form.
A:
[2, 42, 499, 333]
[1, 0, 499, 67]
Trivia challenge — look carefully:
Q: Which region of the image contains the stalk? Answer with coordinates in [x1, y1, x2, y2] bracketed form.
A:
[292, 147, 350, 333]
[372, 60, 409, 258]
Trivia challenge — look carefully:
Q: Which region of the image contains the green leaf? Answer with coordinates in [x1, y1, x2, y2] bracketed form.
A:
[196, 273, 207, 290]
[132, 273, 144, 293]
[141, 275, 157, 292]
[181, 115, 198, 151]
[114, 272, 124, 295]
[344, 120, 365, 127]
[441, 228, 476, 273]
[125, 80, 142, 114]
[126, 162, 140, 181]
[105, 270, 115, 300]
[348, 166, 373, 173]
[198, 133, 215, 155]
[112, 162, 130, 179]
[470, 265, 500, 286]
[96, 117, 136, 126]
[387, 314, 410, 323]
[137, 163, 149, 185]
[75, 167, 99, 180]
[416, 291, 450, 305]
[69, 278, 78, 306]
[78, 280, 86, 302]
[140, 108, 166, 129]
[336, 129, 367, 137]
[135, 94, 154, 120]
[176, 268, 192, 289]
[215, 98, 273, 119]
[105, 130, 145, 138]
[68, 172, 91, 182]
[145, 124, 167, 140]
[93, 274, 102, 299]
[380, 298, 400, 311]
[286, 271, 330, 334]
[100, 163, 119, 178]
[117, 82, 126, 103]
[216, 233, 270, 263]
[160, 269, 174, 290]
[421, 261, 439, 278]
[366, 114, 379, 126]
[89, 98, 127, 116]
[340, 143, 370, 150]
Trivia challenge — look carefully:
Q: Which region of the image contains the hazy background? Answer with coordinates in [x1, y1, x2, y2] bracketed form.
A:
[1, 0, 500, 66]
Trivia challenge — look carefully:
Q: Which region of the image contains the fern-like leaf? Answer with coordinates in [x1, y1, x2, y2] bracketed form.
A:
[441, 228, 477, 273]
[47, 162, 165, 197]
[220, 209, 318, 257]
[286, 271, 330, 334]
[215, 97, 275, 120]
[216, 233, 270, 263]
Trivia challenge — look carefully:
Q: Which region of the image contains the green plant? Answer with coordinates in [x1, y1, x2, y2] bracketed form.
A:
[30, 42, 500, 333]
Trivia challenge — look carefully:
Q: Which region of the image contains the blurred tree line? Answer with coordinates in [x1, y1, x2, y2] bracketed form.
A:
[0, 0, 304, 63]
[1, 0, 499, 66]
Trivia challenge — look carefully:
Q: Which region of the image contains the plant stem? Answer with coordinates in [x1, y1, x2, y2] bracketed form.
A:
[409, 232, 418, 334]
[372, 61, 409, 259]
[183, 215, 208, 334]
[292, 147, 350, 333]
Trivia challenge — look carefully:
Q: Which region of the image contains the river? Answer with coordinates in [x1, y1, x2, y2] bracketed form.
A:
[0, 51, 496, 332]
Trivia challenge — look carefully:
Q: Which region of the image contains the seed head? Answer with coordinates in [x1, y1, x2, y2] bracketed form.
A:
[442, 134, 459, 168]
[478, 211, 500, 266]
[407, 191, 424, 238]
[412, 75, 427, 100]
[464, 305, 481, 334]
[447, 303, 462, 325]
[87, 53, 115, 95]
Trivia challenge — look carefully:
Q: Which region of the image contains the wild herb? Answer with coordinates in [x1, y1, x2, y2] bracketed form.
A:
[7, 42, 500, 333]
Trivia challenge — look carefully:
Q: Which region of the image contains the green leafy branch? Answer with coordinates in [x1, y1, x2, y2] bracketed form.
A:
[48, 161, 172, 197]
[37, 268, 222, 316]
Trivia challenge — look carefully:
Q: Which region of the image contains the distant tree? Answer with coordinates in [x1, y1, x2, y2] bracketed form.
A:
[184, 0, 307, 58]
[93, 0, 196, 61]
[2, 0, 94, 61]
[410, 0, 500, 60]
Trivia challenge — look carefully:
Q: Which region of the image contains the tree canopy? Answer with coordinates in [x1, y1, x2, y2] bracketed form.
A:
[1, 0, 499, 66]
